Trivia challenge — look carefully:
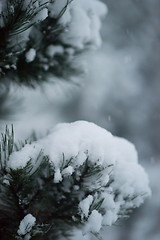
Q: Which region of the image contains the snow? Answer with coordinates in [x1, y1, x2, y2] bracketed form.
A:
[1, 0, 106, 52]
[8, 121, 151, 233]
[102, 209, 118, 226]
[62, 166, 74, 176]
[0, 0, 107, 80]
[111, 161, 150, 200]
[79, 195, 93, 219]
[21, 0, 108, 50]
[54, 168, 63, 183]
[46, 45, 64, 58]
[70, 228, 90, 240]
[17, 214, 36, 236]
[25, 48, 36, 63]
[84, 210, 103, 233]
[8, 143, 42, 170]
[49, 0, 107, 49]
[49, 0, 70, 19]
[45, 121, 114, 169]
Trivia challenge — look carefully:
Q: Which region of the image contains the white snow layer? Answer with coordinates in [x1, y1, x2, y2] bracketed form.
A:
[25, 48, 36, 63]
[49, 0, 107, 49]
[79, 195, 94, 219]
[17, 214, 36, 236]
[9, 121, 151, 233]
[1, 0, 106, 52]
[84, 210, 103, 233]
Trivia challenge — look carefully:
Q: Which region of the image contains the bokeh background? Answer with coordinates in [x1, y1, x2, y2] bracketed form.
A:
[0, 1, 160, 240]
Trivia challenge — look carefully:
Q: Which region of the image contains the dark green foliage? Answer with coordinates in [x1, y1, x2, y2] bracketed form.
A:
[0, 127, 107, 239]
[0, 0, 82, 87]
[0, 0, 48, 75]
[0, 126, 150, 240]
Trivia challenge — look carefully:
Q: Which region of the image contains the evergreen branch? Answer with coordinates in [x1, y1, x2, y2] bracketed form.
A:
[0, 122, 150, 239]
[0, 0, 85, 86]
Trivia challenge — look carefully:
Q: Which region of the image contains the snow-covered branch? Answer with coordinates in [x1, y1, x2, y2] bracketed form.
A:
[0, 121, 151, 239]
[0, 0, 107, 84]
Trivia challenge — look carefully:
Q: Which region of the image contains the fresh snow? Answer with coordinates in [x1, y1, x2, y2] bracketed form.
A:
[17, 0, 107, 51]
[49, 0, 107, 49]
[84, 210, 103, 233]
[79, 195, 94, 219]
[62, 166, 74, 176]
[1, 0, 107, 63]
[8, 121, 151, 233]
[9, 143, 42, 169]
[54, 168, 63, 183]
[25, 48, 36, 63]
[46, 45, 64, 58]
[17, 214, 36, 236]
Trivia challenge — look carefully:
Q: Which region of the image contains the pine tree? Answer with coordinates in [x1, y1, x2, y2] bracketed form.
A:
[0, 1, 151, 240]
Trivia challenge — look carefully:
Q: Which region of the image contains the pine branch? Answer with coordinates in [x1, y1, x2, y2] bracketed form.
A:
[0, 122, 151, 239]
[0, 0, 82, 87]
[0, 128, 105, 239]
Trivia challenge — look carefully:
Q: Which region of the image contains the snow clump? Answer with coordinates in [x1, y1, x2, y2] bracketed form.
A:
[25, 48, 36, 63]
[9, 121, 151, 234]
[17, 214, 36, 237]
[49, 0, 107, 49]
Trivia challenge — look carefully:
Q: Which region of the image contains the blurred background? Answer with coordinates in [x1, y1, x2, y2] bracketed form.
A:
[0, 0, 160, 239]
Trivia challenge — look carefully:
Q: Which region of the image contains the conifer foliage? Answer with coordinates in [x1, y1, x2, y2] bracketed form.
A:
[0, 1, 151, 240]
[0, 122, 150, 240]
[0, 0, 106, 85]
